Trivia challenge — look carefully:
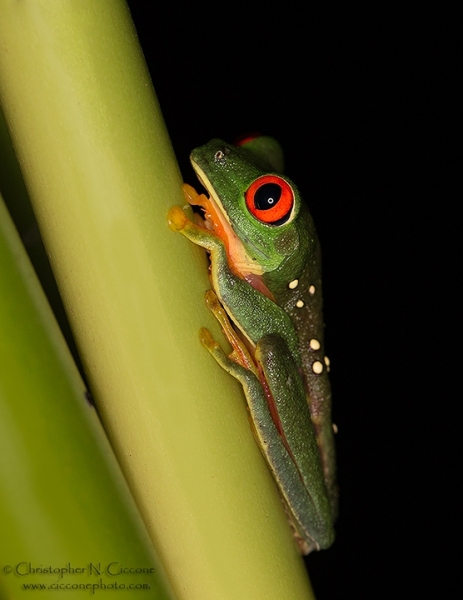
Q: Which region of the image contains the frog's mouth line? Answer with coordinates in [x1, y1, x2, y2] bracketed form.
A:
[191, 160, 271, 270]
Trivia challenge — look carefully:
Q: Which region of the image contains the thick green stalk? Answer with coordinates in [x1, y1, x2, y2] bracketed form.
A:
[0, 2, 315, 598]
[0, 194, 174, 599]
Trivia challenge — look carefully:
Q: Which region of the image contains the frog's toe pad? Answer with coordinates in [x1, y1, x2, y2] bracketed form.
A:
[200, 327, 231, 368]
[167, 205, 188, 232]
[199, 327, 217, 350]
[204, 289, 221, 312]
[182, 183, 199, 204]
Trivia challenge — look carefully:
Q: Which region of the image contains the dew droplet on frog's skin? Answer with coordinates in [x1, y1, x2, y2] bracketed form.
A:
[309, 339, 321, 350]
[309, 285, 316, 295]
[312, 360, 323, 374]
[288, 279, 299, 289]
[296, 300, 304, 308]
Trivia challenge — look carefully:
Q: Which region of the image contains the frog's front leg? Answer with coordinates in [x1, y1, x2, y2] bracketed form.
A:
[167, 204, 220, 253]
[168, 203, 259, 375]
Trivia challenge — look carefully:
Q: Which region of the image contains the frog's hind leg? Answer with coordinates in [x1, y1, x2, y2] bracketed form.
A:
[199, 326, 326, 554]
[202, 289, 259, 378]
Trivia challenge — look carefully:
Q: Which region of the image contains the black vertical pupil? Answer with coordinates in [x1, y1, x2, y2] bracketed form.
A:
[254, 183, 282, 210]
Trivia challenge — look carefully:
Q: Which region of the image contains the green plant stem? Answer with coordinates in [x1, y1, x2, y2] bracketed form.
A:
[0, 194, 174, 599]
[0, 2, 315, 598]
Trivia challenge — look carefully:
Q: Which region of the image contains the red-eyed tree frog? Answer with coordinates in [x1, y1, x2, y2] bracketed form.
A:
[168, 136, 337, 553]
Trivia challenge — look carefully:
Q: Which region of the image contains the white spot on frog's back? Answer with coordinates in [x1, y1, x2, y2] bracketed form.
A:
[296, 300, 304, 308]
[309, 285, 316, 295]
[309, 339, 321, 350]
[288, 279, 299, 289]
[312, 361, 323, 374]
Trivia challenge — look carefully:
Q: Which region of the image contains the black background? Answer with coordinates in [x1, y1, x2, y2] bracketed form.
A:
[127, 2, 459, 598]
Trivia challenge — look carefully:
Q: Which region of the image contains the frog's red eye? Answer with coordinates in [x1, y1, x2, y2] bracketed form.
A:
[245, 175, 294, 225]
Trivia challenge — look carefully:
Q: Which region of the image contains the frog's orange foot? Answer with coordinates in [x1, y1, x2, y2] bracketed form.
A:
[183, 182, 210, 210]
[204, 289, 222, 314]
[182, 183, 200, 204]
[167, 205, 189, 232]
[199, 327, 218, 351]
[204, 289, 258, 375]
